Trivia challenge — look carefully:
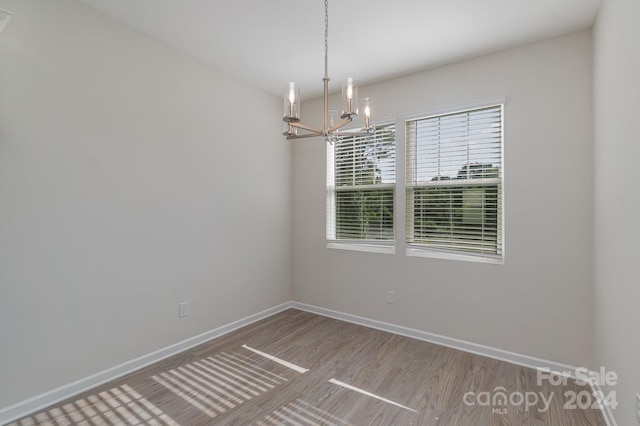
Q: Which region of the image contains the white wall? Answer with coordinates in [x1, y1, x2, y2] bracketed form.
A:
[593, 0, 640, 424]
[0, 0, 291, 409]
[293, 31, 594, 367]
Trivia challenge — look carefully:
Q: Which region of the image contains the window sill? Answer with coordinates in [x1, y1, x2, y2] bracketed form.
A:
[406, 247, 503, 265]
[327, 242, 396, 255]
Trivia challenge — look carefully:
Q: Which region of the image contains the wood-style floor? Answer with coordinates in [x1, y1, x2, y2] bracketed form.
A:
[9, 309, 605, 425]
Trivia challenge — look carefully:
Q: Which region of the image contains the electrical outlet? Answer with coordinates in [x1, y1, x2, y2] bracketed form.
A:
[636, 393, 640, 423]
[178, 301, 189, 318]
[387, 291, 396, 304]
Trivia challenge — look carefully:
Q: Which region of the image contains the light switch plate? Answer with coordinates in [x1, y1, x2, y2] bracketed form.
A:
[178, 302, 189, 318]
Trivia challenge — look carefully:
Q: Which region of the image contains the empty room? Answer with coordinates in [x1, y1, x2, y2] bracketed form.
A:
[0, 0, 638, 425]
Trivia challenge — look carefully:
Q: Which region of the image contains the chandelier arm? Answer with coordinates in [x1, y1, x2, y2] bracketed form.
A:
[288, 121, 323, 134]
[286, 132, 324, 140]
[334, 129, 375, 138]
[328, 118, 353, 133]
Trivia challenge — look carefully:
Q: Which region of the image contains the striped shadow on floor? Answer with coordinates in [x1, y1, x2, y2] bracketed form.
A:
[151, 350, 291, 419]
[10, 385, 178, 426]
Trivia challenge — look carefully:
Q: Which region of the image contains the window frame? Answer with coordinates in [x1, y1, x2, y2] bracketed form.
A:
[404, 99, 505, 264]
[326, 122, 397, 254]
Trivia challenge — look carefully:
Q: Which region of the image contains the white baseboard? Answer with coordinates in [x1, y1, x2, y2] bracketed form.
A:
[0, 302, 293, 425]
[292, 302, 581, 374]
[589, 381, 619, 426]
[2, 301, 617, 425]
[293, 302, 618, 424]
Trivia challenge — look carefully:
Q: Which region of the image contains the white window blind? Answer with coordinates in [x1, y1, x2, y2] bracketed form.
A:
[327, 124, 396, 242]
[406, 105, 503, 258]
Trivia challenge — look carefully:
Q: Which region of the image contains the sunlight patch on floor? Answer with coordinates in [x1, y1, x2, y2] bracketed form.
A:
[253, 398, 355, 426]
[152, 350, 290, 419]
[8, 385, 177, 426]
[241, 344, 310, 374]
[328, 378, 417, 412]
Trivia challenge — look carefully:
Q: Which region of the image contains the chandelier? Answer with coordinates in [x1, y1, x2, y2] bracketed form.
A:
[282, 0, 375, 142]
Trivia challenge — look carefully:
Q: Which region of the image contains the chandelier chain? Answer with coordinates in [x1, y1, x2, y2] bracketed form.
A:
[324, 0, 329, 79]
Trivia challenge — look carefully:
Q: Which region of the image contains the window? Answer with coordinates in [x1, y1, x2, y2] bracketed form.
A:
[327, 124, 396, 246]
[406, 104, 503, 260]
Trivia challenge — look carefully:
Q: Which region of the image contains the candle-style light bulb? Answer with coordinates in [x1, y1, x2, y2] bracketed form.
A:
[289, 87, 296, 105]
[362, 97, 374, 130]
[341, 78, 359, 119]
[284, 82, 300, 123]
[346, 78, 354, 112]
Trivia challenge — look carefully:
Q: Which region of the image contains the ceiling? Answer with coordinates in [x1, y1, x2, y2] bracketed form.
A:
[77, 0, 602, 99]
